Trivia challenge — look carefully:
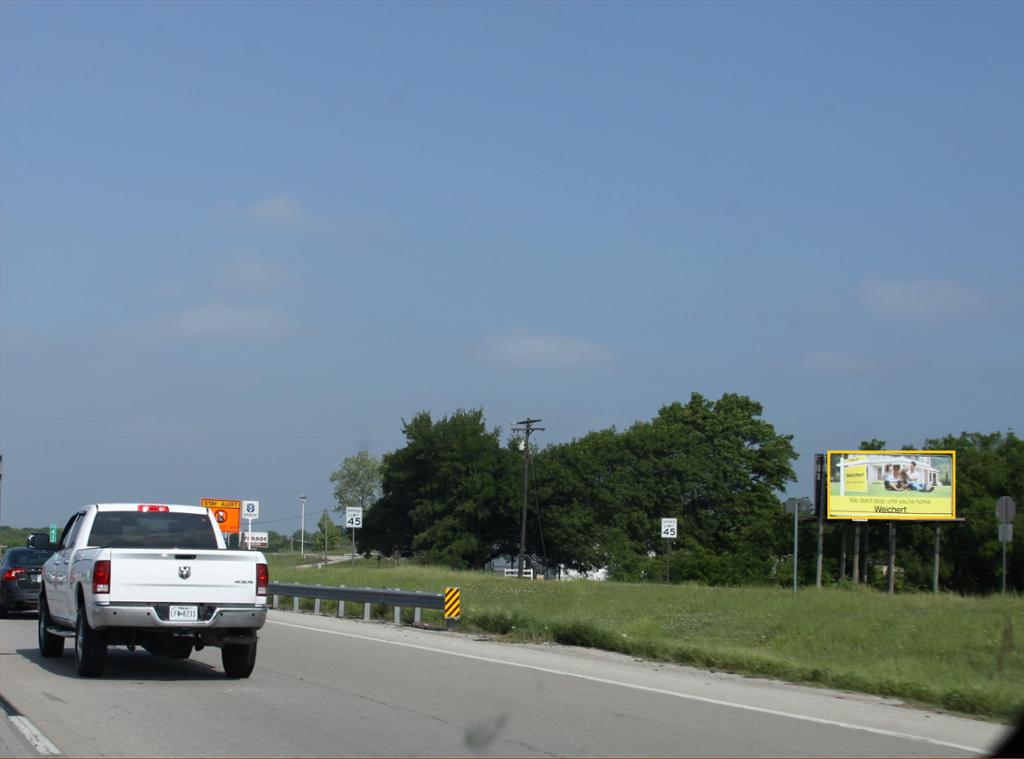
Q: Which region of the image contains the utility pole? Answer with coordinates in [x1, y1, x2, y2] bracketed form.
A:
[300, 495, 307, 557]
[512, 418, 544, 578]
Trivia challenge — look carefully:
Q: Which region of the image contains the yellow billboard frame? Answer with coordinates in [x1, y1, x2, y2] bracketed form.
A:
[826, 450, 956, 521]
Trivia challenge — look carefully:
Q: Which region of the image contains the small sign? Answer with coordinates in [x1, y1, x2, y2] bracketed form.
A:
[784, 497, 815, 517]
[245, 531, 269, 548]
[661, 518, 678, 539]
[444, 587, 461, 620]
[243, 500, 260, 520]
[996, 496, 1016, 524]
[345, 507, 363, 529]
[49, 523, 58, 543]
[999, 523, 1014, 543]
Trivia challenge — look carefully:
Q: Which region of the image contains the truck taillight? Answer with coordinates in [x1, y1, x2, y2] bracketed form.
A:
[137, 505, 169, 512]
[256, 563, 268, 597]
[93, 560, 111, 594]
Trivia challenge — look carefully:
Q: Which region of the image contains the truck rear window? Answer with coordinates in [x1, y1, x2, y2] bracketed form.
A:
[88, 512, 219, 550]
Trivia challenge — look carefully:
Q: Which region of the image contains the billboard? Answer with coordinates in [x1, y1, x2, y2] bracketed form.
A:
[201, 498, 241, 534]
[827, 451, 956, 521]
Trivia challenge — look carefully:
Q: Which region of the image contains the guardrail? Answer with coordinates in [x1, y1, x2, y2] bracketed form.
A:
[267, 582, 455, 628]
[503, 568, 534, 579]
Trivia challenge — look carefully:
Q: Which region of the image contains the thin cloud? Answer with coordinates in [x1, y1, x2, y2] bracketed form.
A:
[803, 353, 876, 375]
[479, 332, 615, 370]
[221, 255, 286, 294]
[863, 280, 991, 318]
[245, 195, 308, 227]
[161, 303, 291, 340]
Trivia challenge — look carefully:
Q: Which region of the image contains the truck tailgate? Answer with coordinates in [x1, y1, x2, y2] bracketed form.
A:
[107, 550, 260, 605]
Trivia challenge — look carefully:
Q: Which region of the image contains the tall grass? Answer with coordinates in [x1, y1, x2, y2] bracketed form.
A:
[267, 556, 1024, 721]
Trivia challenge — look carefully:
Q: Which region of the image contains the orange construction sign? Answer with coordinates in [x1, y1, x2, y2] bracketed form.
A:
[201, 498, 241, 534]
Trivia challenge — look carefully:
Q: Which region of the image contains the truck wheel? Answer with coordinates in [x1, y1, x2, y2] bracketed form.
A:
[75, 605, 107, 676]
[38, 592, 65, 658]
[222, 642, 257, 678]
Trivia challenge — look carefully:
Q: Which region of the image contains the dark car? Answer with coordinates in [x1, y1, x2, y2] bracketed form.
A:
[0, 547, 53, 617]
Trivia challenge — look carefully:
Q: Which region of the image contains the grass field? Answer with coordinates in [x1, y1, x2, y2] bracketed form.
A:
[267, 556, 1024, 722]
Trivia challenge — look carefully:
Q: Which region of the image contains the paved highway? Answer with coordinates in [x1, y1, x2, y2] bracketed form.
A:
[0, 610, 1012, 757]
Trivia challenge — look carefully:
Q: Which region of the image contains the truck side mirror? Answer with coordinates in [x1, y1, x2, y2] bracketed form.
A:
[27, 533, 55, 551]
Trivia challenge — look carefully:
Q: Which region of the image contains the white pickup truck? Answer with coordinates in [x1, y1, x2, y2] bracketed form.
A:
[34, 503, 268, 678]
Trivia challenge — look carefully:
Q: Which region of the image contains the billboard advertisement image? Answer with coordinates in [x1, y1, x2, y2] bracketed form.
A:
[827, 451, 956, 521]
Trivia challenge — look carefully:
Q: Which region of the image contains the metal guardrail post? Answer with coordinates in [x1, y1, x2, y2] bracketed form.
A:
[414, 608, 421, 625]
[363, 603, 371, 621]
[337, 599, 346, 618]
[273, 594, 279, 609]
[293, 597, 299, 612]
[394, 607, 401, 625]
[314, 598, 321, 615]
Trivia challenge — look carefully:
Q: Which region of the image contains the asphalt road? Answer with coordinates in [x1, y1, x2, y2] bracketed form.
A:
[0, 609, 1012, 757]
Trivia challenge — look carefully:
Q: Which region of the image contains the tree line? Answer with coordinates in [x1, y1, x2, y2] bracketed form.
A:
[333, 393, 1021, 594]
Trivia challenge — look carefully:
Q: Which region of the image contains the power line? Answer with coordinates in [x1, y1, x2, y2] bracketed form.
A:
[259, 508, 331, 526]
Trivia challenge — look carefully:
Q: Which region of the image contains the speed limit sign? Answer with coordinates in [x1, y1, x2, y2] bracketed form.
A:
[345, 507, 363, 529]
[661, 518, 678, 539]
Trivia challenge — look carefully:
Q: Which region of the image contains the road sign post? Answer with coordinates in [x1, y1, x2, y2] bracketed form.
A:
[996, 496, 1016, 593]
[783, 498, 813, 594]
[346, 507, 363, 569]
[661, 518, 677, 583]
[242, 501, 260, 550]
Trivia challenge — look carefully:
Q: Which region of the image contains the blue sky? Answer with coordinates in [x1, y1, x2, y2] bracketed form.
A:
[2, 1, 1022, 533]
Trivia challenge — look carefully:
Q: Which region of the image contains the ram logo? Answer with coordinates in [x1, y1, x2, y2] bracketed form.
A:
[178, 566, 191, 580]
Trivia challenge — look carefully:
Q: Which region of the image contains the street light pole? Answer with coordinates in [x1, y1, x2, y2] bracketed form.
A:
[300, 495, 307, 557]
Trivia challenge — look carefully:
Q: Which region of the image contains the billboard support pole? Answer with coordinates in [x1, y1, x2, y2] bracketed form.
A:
[933, 525, 941, 593]
[839, 524, 847, 580]
[852, 525, 860, 584]
[815, 511, 824, 588]
[863, 525, 870, 583]
[792, 502, 799, 594]
[887, 522, 896, 594]
[1002, 538, 1007, 594]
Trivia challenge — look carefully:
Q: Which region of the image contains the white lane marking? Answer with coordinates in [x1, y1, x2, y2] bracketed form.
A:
[9, 716, 60, 756]
[268, 618, 990, 755]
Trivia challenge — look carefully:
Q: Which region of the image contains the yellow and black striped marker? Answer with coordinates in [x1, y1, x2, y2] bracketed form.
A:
[443, 587, 461, 620]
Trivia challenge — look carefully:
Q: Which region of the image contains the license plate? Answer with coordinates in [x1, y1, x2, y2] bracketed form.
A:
[169, 605, 198, 622]
[29, 572, 41, 584]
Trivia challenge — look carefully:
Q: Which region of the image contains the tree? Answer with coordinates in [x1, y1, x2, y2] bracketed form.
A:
[534, 393, 798, 582]
[360, 409, 519, 568]
[315, 511, 338, 560]
[919, 431, 1023, 593]
[331, 451, 383, 514]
